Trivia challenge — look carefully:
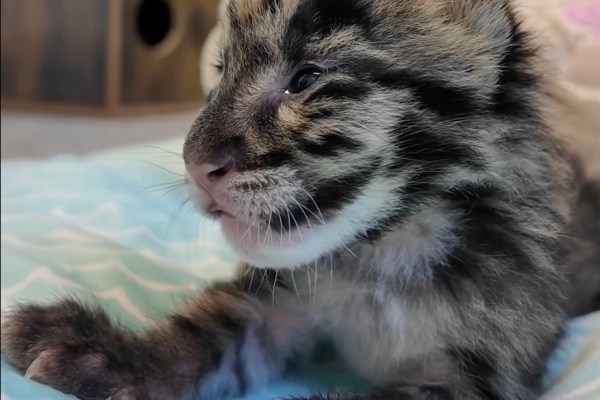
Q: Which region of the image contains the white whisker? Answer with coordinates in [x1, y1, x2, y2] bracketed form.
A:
[272, 269, 279, 309]
[247, 267, 256, 293]
[313, 261, 318, 306]
[255, 269, 268, 295]
[306, 265, 312, 311]
[290, 271, 303, 305]
[329, 253, 334, 294]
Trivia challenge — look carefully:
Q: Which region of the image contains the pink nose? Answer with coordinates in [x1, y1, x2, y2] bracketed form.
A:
[186, 160, 234, 193]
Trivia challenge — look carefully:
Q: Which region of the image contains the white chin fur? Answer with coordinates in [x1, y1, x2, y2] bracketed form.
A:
[233, 223, 351, 269]
[188, 177, 396, 270]
[229, 177, 397, 269]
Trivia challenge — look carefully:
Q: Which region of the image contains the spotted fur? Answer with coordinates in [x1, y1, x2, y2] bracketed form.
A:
[2, 1, 599, 399]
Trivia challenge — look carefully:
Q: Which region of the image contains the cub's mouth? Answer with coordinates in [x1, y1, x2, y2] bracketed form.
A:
[185, 161, 336, 269]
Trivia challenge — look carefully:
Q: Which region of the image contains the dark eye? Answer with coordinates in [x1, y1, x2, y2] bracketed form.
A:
[286, 67, 322, 94]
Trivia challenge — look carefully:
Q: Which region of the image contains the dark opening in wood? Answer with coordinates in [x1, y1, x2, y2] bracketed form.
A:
[136, 0, 172, 47]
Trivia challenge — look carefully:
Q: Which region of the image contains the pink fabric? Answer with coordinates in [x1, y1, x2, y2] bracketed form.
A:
[564, 0, 600, 35]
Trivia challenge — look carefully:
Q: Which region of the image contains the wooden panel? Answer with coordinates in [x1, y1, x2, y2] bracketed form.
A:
[120, 0, 219, 105]
[0, 0, 108, 105]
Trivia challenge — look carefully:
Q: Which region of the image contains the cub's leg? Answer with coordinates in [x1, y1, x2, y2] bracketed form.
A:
[1, 268, 314, 400]
[291, 353, 547, 400]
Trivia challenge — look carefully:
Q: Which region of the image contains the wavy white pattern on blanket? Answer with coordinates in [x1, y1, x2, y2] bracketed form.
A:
[2, 266, 89, 297]
[1, 139, 237, 325]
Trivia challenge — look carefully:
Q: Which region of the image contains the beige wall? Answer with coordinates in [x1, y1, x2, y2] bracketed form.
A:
[517, 0, 599, 177]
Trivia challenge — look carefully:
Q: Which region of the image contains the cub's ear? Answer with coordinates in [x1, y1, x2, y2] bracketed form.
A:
[430, 0, 517, 57]
[199, 25, 222, 99]
[199, 0, 228, 99]
[218, 0, 228, 20]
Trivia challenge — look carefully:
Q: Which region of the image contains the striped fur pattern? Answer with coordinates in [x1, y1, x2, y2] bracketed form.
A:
[2, 0, 598, 399]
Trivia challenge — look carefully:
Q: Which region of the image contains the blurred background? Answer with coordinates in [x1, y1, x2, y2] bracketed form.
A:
[0, 0, 598, 160]
[1, 0, 219, 159]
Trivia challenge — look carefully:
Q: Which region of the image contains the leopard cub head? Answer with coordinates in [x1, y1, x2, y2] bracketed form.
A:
[184, 0, 554, 269]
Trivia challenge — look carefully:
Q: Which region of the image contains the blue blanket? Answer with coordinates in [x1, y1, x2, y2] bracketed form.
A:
[2, 139, 599, 400]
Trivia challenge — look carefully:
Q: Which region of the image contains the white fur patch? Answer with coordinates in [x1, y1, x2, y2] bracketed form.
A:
[242, 176, 399, 269]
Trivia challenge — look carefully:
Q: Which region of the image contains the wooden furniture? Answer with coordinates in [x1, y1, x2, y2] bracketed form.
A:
[1, 0, 220, 115]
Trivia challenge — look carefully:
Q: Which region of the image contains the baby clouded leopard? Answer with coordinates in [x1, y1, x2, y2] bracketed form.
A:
[2, 0, 599, 399]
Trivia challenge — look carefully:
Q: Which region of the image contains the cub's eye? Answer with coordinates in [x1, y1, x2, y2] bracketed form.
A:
[286, 67, 322, 94]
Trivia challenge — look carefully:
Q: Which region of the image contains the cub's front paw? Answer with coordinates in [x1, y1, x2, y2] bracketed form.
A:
[1, 300, 148, 400]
